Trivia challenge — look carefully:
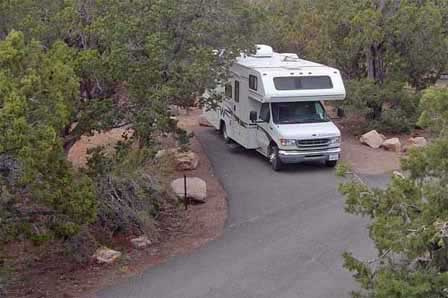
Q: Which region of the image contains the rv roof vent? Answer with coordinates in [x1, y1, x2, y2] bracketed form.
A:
[280, 53, 299, 61]
[253, 45, 274, 58]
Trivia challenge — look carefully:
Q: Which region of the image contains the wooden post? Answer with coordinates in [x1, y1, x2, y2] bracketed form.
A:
[184, 174, 188, 210]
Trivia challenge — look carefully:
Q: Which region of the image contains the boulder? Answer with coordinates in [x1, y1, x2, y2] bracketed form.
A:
[382, 138, 401, 153]
[93, 247, 121, 264]
[155, 148, 177, 160]
[171, 177, 207, 203]
[198, 116, 213, 127]
[404, 137, 428, 152]
[393, 171, 405, 179]
[130, 236, 152, 249]
[409, 137, 428, 148]
[360, 130, 386, 149]
[175, 151, 199, 171]
[156, 149, 200, 171]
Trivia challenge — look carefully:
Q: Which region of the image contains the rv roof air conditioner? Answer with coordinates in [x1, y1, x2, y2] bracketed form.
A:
[253, 45, 274, 58]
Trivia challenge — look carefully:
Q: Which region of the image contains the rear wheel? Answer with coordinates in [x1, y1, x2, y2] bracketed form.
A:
[270, 146, 283, 171]
[222, 123, 231, 144]
[325, 160, 338, 168]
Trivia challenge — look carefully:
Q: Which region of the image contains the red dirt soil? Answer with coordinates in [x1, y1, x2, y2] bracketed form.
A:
[5, 109, 228, 298]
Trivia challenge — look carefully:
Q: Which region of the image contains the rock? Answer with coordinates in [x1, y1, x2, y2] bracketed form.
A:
[155, 148, 177, 160]
[404, 137, 428, 152]
[198, 116, 213, 127]
[171, 177, 207, 203]
[175, 151, 199, 171]
[155, 149, 200, 171]
[93, 247, 121, 264]
[393, 171, 405, 179]
[130, 236, 152, 249]
[409, 137, 428, 148]
[382, 138, 401, 153]
[360, 130, 386, 149]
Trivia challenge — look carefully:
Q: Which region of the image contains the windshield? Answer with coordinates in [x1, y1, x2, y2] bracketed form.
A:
[271, 101, 329, 124]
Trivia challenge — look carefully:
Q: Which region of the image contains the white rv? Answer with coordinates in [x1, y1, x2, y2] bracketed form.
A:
[203, 45, 346, 171]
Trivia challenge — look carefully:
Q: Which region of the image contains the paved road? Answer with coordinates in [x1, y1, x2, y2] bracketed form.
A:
[98, 129, 380, 298]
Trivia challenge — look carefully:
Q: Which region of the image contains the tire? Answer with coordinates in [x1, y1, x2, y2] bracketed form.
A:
[270, 146, 283, 171]
[222, 123, 231, 144]
[325, 160, 338, 168]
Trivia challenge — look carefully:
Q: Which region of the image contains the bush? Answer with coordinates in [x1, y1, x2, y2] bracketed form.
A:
[367, 108, 416, 133]
[86, 146, 164, 240]
[344, 79, 421, 133]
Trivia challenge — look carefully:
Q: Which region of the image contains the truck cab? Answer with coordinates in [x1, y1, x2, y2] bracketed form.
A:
[251, 101, 341, 171]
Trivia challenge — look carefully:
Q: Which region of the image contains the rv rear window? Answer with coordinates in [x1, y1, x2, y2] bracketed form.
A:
[274, 76, 333, 90]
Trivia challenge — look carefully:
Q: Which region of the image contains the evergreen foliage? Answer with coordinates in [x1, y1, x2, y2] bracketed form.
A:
[339, 88, 448, 297]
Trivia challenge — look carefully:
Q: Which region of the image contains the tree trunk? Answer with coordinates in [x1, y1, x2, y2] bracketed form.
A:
[367, 46, 376, 81]
[367, 43, 386, 84]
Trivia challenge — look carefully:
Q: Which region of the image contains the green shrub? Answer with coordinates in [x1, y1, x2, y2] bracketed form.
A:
[344, 79, 421, 133]
[86, 147, 163, 239]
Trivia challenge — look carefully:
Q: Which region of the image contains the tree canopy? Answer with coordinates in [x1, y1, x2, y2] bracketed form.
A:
[0, 0, 259, 242]
[340, 88, 448, 297]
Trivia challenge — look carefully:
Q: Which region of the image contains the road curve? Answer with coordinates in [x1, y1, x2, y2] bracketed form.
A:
[98, 128, 377, 298]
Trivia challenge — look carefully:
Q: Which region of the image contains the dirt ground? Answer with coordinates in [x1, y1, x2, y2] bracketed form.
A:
[5, 110, 228, 298]
[326, 104, 425, 175]
[337, 116, 402, 175]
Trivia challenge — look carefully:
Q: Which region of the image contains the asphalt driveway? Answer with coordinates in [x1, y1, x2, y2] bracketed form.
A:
[98, 128, 379, 298]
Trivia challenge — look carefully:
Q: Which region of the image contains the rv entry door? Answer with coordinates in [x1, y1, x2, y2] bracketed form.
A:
[230, 80, 241, 143]
[256, 103, 271, 155]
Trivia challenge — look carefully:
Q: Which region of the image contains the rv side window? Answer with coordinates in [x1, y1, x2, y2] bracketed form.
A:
[249, 75, 258, 91]
[225, 83, 233, 98]
[234, 80, 240, 102]
[273, 76, 333, 90]
[260, 103, 270, 122]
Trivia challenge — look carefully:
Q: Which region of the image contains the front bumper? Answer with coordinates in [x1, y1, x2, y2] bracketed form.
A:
[278, 148, 341, 164]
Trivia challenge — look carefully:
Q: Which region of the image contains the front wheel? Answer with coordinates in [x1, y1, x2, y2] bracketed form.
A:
[270, 146, 283, 171]
[325, 160, 338, 168]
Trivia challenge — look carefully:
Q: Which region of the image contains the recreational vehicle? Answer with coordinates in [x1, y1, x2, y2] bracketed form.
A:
[203, 45, 346, 171]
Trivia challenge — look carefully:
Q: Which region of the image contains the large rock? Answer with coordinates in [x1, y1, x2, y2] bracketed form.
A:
[171, 177, 207, 203]
[404, 137, 428, 152]
[198, 116, 213, 127]
[409, 137, 428, 148]
[155, 148, 177, 160]
[393, 171, 406, 179]
[130, 236, 152, 249]
[360, 130, 386, 149]
[175, 151, 199, 171]
[93, 247, 121, 264]
[382, 138, 401, 153]
[155, 149, 199, 171]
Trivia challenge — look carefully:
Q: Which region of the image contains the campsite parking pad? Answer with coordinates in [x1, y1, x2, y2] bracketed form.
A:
[98, 128, 383, 298]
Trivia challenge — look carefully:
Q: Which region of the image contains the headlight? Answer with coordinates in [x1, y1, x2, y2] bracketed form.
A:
[329, 136, 341, 145]
[280, 139, 296, 146]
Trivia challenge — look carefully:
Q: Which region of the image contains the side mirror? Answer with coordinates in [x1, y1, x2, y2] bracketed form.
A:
[249, 111, 258, 122]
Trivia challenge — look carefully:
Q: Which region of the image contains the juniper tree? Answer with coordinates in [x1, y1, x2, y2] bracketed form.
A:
[340, 88, 448, 297]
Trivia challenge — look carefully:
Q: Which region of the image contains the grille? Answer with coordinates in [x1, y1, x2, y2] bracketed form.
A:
[296, 138, 330, 147]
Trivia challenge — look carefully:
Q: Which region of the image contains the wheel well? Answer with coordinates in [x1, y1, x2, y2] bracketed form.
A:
[268, 141, 278, 154]
[220, 120, 226, 132]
